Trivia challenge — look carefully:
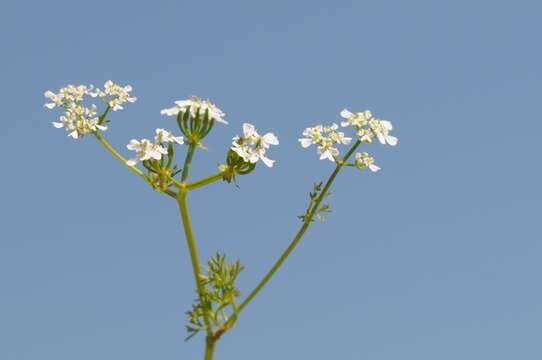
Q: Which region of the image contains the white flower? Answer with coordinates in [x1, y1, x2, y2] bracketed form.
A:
[92, 80, 136, 111]
[298, 125, 324, 148]
[317, 140, 340, 162]
[340, 109, 372, 128]
[154, 128, 184, 145]
[357, 128, 374, 143]
[126, 139, 167, 166]
[231, 123, 279, 167]
[160, 96, 227, 124]
[45, 85, 109, 139]
[298, 123, 351, 162]
[328, 128, 352, 146]
[45, 81, 135, 139]
[355, 152, 380, 172]
[369, 119, 398, 146]
[300, 109, 397, 169]
[52, 115, 107, 139]
[44, 85, 90, 110]
[340, 109, 398, 145]
[44, 90, 64, 109]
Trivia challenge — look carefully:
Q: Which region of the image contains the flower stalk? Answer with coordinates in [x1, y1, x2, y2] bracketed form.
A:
[187, 172, 225, 191]
[181, 143, 197, 183]
[230, 140, 361, 321]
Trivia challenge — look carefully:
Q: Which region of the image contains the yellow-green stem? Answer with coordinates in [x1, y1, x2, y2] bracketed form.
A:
[93, 132, 177, 199]
[93, 132, 146, 179]
[181, 143, 197, 182]
[233, 140, 362, 317]
[187, 172, 224, 191]
[167, 175, 184, 190]
[98, 105, 111, 126]
[177, 191, 213, 337]
[205, 337, 216, 360]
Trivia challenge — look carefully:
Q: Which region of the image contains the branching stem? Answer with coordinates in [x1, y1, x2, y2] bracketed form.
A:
[92, 132, 176, 199]
[229, 140, 362, 322]
[187, 172, 224, 191]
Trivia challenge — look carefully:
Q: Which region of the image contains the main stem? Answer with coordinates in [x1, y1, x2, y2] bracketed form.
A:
[177, 141, 219, 359]
[205, 337, 216, 360]
[177, 191, 213, 336]
[236, 140, 361, 315]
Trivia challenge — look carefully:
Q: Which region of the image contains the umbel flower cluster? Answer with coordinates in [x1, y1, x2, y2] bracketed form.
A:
[298, 109, 397, 171]
[45, 81, 136, 139]
[44, 80, 398, 360]
[45, 82, 397, 173]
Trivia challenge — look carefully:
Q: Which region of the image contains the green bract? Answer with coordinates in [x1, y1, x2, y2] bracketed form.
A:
[177, 107, 215, 145]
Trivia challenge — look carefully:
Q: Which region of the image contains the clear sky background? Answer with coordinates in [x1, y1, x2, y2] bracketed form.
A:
[1, 1, 541, 359]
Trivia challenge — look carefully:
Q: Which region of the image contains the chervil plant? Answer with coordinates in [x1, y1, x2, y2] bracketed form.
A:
[44, 81, 398, 360]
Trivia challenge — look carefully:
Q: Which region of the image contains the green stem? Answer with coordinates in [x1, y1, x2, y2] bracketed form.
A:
[167, 175, 184, 190]
[181, 143, 197, 182]
[234, 140, 362, 316]
[93, 132, 176, 199]
[98, 105, 111, 125]
[93, 132, 146, 179]
[176, 190, 213, 336]
[205, 337, 216, 360]
[187, 172, 224, 191]
[163, 188, 177, 198]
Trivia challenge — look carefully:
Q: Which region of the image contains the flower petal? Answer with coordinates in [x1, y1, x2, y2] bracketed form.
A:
[299, 138, 312, 148]
[260, 155, 275, 167]
[242, 123, 257, 137]
[387, 135, 398, 146]
[262, 133, 279, 145]
[340, 109, 353, 119]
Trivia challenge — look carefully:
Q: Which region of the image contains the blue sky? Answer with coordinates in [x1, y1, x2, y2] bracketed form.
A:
[1, 1, 541, 359]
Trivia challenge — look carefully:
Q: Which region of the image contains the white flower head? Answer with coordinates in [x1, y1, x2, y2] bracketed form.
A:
[231, 123, 279, 167]
[45, 85, 108, 139]
[299, 109, 397, 168]
[298, 125, 324, 148]
[126, 138, 167, 166]
[154, 128, 184, 145]
[45, 81, 135, 139]
[339, 108, 398, 145]
[355, 152, 380, 172]
[92, 80, 136, 111]
[44, 84, 92, 110]
[357, 128, 374, 143]
[298, 123, 351, 162]
[340, 109, 372, 129]
[160, 96, 227, 124]
[317, 140, 340, 162]
[369, 119, 398, 146]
